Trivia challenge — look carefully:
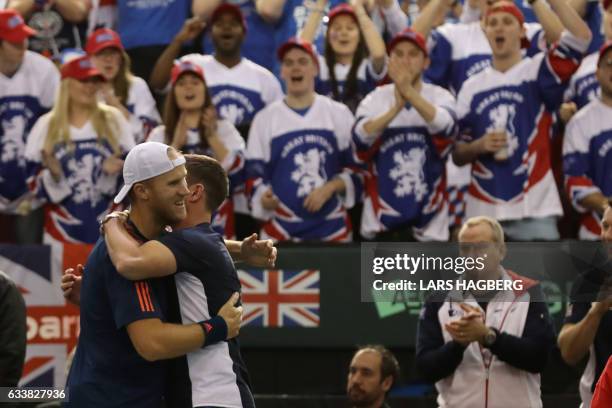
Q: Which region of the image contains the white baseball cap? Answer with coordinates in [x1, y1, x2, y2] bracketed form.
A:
[113, 142, 186, 204]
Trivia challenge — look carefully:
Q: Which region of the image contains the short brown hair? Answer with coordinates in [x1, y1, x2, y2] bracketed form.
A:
[184, 154, 228, 212]
[357, 345, 400, 388]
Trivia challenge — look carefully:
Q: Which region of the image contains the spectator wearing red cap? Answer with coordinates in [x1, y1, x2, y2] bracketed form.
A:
[8, 0, 90, 59]
[413, 0, 563, 95]
[299, 0, 386, 113]
[151, 3, 282, 239]
[148, 61, 245, 239]
[563, 41, 612, 241]
[452, 0, 591, 241]
[86, 28, 160, 143]
[257, 0, 346, 76]
[353, 28, 455, 241]
[245, 39, 362, 242]
[563, 0, 612, 121]
[151, 3, 282, 139]
[193, 0, 277, 72]
[0, 9, 59, 243]
[24, 55, 134, 245]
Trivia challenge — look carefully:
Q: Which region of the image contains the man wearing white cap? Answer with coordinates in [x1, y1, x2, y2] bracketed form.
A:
[103, 151, 258, 407]
[65, 142, 244, 408]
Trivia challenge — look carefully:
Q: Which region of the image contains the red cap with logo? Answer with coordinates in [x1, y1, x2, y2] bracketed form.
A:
[170, 60, 205, 85]
[60, 55, 104, 80]
[388, 28, 428, 56]
[210, 3, 247, 32]
[599, 40, 612, 65]
[0, 9, 37, 43]
[328, 4, 357, 25]
[485, 3, 530, 49]
[277, 37, 319, 68]
[85, 28, 124, 55]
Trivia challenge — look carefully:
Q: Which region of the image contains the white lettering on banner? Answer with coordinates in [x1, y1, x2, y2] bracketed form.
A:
[26, 315, 80, 341]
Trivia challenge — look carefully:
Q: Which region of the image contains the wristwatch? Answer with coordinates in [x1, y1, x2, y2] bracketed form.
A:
[483, 327, 498, 348]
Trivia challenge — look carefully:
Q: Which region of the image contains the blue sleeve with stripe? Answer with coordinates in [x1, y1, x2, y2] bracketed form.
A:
[106, 270, 163, 329]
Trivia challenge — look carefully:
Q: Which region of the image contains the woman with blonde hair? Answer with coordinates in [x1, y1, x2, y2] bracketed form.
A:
[148, 61, 245, 238]
[25, 55, 135, 245]
[86, 28, 160, 143]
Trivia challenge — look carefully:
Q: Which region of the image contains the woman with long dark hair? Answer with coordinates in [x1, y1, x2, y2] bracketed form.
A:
[300, 0, 387, 112]
[148, 61, 245, 238]
[25, 55, 134, 245]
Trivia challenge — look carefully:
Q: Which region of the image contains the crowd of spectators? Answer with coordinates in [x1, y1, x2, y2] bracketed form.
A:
[1, 0, 611, 246]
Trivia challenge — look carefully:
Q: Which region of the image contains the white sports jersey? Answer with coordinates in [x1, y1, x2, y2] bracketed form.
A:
[246, 95, 362, 242]
[456, 31, 589, 221]
[0, 51, 59, 213]
[24, 107, 134, 244]
[148, 119, 245, 238]
[125, 76, 160, 143]
[565, 51, 599, 109]
[426, 21, 545, 95]
[563, 98, 612, 240]
[179, 54, 283, 132]
[315, 53, 387, 112]
[353, 83, 456, 241]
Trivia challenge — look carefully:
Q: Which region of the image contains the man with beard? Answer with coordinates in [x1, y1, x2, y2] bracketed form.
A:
[64, 143, 244, 408]
[415, 216, 555, 407]
[558, 202, 612, 407]
[346, 345, 400, 408]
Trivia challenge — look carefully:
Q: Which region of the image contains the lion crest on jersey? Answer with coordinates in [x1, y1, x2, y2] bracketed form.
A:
[66, 154, 103, 206]
[1, 115, 27, 165]
[389, 148, 427, 200]
[291, 148, 327, 197]
[488, 104, 519, 157]
[219, 104, 245, 126]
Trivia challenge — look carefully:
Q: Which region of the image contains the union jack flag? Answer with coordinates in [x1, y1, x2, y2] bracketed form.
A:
[238, 269, 320, 327]
[0, 241, 89, 387]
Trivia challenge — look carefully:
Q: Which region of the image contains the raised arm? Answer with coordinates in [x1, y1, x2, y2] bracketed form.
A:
[531, 0, 563, 44]
[149, 17, 206, 91]
[54, 0, 90, 23]
[548, 0, 592, 43]
[299, 0, 326, 43]
[103, 217, 178, 280]
[353, 0, 387, 73]
[192, 0, 222, 20]
[411, 0, 451, 39]
[256, 0, 287, 23]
